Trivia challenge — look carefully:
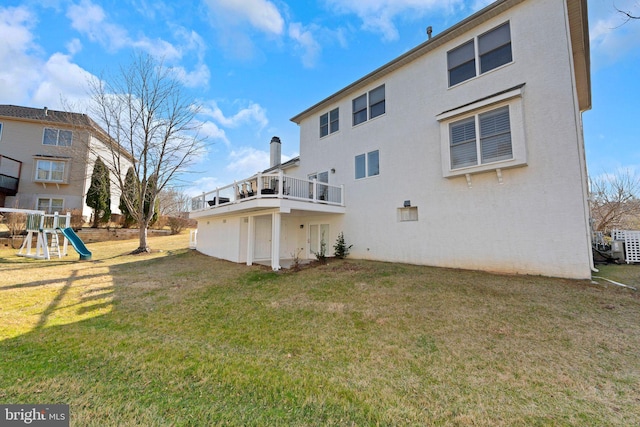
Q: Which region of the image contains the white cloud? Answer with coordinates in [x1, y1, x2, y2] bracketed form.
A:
[31, 52, 94, 109]
[66, 0, 186, 60]
[67, 0, 129, 52]
[185, 176, 226, 196]
[201, 101, 268, 130]
[170, 63, 211, 88]
[589, 1, 640, 66]
[289, 22, 322, 68]
[226, 147, 270, 175]
[204, 0, 285, 35]
[0, 7, 43, 105]
[198, 120, 229, 145]
[66, 38, 83, 55]
[323, 0, 464, 41]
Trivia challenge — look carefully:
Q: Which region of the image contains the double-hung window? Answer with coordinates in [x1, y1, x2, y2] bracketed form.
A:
[352, 84, 385, 126]
[35, 159, 66, 183]
[448, 22, 512, 87]
[43, 128, 73, 146]
[320, 108, 339, 137]
[355, 150, 380, 179]
[450, 106, 512, 169]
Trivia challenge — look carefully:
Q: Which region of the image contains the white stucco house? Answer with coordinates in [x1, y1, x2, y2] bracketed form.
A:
[190, 0, 593, 279]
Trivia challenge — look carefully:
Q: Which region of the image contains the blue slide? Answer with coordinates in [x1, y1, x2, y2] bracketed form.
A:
[59, 227, 92, 260]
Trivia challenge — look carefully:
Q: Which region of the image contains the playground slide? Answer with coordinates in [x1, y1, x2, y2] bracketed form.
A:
[59, 227, 92, 260]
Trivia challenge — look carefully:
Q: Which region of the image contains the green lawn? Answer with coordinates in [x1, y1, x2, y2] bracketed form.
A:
[1, 234, 639, 426]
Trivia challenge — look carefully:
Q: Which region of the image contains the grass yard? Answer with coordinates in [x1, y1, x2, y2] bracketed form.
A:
[1, 234, 639, 426]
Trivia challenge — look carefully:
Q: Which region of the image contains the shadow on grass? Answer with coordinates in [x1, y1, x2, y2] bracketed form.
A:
[1, 251, 639, 426]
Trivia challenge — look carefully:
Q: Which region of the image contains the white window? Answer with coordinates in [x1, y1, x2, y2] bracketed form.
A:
[320, 108, 339, 138]
[37, 198, 64, 214]
[352, 84, 385, 126]
[43, 128, 73, 146]
[355, 150, 380, 179]
[437, 85, 527, 178]
[35, 159, 66, 182]
[450, 106, 512, 169]
[448, 22, 512, 87]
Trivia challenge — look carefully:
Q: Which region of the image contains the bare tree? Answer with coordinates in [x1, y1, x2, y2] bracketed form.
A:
[589, 170, 640, 232]
[616, 2, 640, 23]
[88, 53, 205, 253]
[157, 187, 191, 217]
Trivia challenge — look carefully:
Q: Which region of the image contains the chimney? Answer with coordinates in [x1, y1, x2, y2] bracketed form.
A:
[44, 106, 48, 116]
[270, 136, 281, 168]
[426, 26, 433, 40]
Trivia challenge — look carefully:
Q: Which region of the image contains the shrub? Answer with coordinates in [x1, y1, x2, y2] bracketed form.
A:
[62, 209, 85, 230]
[4, 212, 26, 236]
[333, 232, 353, 259]
[316, 233, 327, 264]
[167, 216, 189, 235]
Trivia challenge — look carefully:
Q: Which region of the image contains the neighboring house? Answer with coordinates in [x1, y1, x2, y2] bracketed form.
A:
[0, 105, 131, 221]
[190, 0, 593, 279]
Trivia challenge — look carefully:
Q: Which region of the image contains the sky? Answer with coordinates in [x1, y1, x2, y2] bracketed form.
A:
[0, 0, 639, 196]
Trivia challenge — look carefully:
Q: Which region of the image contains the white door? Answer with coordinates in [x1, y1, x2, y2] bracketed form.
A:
[308, 223, 329, 258]
[254, 216, 272, 260]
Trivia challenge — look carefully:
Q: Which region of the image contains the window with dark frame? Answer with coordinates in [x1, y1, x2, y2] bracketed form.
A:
[352, 94, 367, 126]
[478, 22, 512, 74]
[352, 84, 385, 126]
[369, 85, 385, 119]
[320, 108, 340, 138]
[447, 22, 512, 87]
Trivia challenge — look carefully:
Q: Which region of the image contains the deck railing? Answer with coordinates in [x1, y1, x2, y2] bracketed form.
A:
[191, 171, 344, 211]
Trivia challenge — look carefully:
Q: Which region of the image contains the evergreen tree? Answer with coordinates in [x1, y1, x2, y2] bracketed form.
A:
[119, 168, 159, 228]
[119, 167, 138, 228]
[86, 157, 111, 227]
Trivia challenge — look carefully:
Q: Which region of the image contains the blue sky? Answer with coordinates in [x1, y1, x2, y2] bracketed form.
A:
[1, 0, 638, 195]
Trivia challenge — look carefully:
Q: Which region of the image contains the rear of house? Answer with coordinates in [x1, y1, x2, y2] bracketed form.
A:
[191, 0, 593, 279]
[0, 105, 131, 221]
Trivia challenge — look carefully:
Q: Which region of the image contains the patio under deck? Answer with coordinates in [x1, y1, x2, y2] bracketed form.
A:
[189, 171, 346, 270]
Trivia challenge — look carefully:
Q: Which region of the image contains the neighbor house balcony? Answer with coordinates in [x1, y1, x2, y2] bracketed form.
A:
[0, 155, 22, 197]
[189, 171, 345, 219]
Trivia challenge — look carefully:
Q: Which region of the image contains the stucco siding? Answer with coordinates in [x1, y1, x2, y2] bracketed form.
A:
[294, 0, 591, 279]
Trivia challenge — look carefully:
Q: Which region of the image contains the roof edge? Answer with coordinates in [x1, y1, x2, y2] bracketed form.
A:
[290, 0, 523, 124]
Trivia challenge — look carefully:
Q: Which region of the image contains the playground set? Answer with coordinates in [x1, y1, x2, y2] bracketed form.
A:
[0, 208, 91, 260]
